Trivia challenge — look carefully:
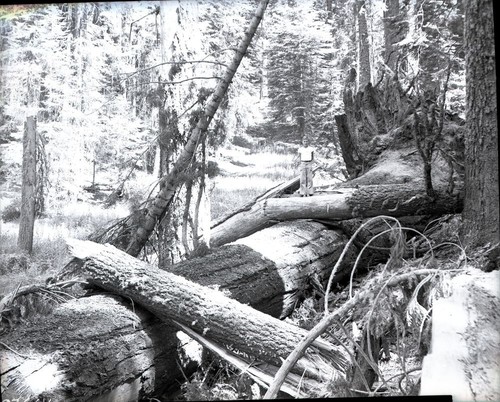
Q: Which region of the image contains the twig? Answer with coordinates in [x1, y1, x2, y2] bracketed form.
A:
[0, 341, 31, 359]
[324, 215, 401, 314]
[264, 268, 464, 399]
[350, 388, 390, 395]
[372, 367, 422, 393]
[119, 60, 229, 81]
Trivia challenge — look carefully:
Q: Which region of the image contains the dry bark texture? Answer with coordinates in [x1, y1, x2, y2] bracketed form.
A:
[18, 116, 37, 253]
[1, 295, 177, 402]
[211, 184, 463, 247]
[171, 220, 353, 318]
[71, 241, 346, 381]
[462, 0, 499, 246]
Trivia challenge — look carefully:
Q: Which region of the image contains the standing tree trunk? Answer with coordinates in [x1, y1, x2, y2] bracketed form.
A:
[125, 0, 269, 257]
[462, 0, 499, 246]
[18, 116, 37, 254]
[383, 0, 408, 74]
[357, 0, 371, 89]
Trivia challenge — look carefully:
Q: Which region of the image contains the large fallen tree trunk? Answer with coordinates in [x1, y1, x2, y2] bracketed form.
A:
[1, 221, 351, 401]
[1, 295, 178, 402]
[210, 183, 463, 247]
[171, 220, 354, 318]
[72, 240, 347, 379]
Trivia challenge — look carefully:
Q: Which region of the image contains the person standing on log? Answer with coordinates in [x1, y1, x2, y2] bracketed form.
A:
[298, 138, 315, 196]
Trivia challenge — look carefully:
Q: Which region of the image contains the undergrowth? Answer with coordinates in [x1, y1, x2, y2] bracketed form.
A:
[0, 200, 129, 296]
[210, 148, 299, 220]
[262, 214, 468, 399]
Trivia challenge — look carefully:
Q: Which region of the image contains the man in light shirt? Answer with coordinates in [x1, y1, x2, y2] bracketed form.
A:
[298, 138, 315, 196]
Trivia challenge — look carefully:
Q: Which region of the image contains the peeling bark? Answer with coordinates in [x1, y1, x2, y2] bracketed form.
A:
[210, 184, 464, 248]
[0, 221, 352, 401]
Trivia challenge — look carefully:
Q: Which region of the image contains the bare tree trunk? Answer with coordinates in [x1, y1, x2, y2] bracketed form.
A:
[462, 0, 499, 247]
[17, 116, 37, 254]
[210, 184, 464, 248]
[125, 0, 269, 257]
[357, 0, 371, 89]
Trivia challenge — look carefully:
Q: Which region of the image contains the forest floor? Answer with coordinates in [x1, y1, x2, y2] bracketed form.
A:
[0, 144, 342, 297]
[2, 143, 496, 400]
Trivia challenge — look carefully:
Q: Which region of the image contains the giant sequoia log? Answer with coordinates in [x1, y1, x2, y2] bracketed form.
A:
[0, 221, 350, 401]
[171, 220, 354, 318]
[211, 184, 463, 247]
[1, 295, 177, 402]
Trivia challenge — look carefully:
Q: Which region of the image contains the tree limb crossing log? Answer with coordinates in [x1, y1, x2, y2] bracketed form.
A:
[1, 222, 351, 401]
[71, 241, 347, 381]
[210, 184, 463, 247]
[171, 220, 355, 318]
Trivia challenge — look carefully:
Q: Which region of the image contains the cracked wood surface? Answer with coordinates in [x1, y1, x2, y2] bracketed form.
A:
[210, 184, 463, 247]
[0, 221, 351, 401]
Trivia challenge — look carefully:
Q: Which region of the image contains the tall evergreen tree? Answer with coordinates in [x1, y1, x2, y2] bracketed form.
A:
[462, 0, 499, 246]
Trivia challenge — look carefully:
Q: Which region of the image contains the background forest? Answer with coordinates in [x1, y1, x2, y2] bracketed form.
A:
[2, 0, 497, 401]
[0, 0, 466, 266]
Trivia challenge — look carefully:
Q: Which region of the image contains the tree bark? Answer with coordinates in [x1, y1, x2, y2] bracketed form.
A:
[335, 113, 363, 178]
[172, 220, 354, 319]
[74, 240, 348, 385]
[1, 295, 178, 402]
[125, 0, 269, 257]
[462, 0, 499, 246]
[383, 0, 406, 74]
[210, 184, 464, 248]
[1, 221, 351, 401]
[17, 116, 37, 254]
[357, 0, 371, 89]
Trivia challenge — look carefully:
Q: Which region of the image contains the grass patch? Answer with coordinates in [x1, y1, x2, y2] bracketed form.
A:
[0, 201, 130, 296]
[210, 148, 300, 221]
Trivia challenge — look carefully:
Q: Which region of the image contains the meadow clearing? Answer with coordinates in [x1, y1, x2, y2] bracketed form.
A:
[0, 146, 303, 296]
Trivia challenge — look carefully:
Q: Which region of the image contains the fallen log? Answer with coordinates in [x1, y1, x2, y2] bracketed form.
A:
[170, 220, 355, 318]
[69, 240, 347, 379]
[1, 295, 178, 402]
[211, 167, 319, 227]
[0, 221, 352, 400]
[210, 183, 463, 247]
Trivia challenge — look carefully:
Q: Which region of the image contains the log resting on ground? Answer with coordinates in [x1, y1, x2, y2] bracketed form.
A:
[1, 295, 177, 402]
[0, 221, 351, 401]
[70, 240, 347, 381]
[210, 183, 463, 247]
[170, 220, 355, 318]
